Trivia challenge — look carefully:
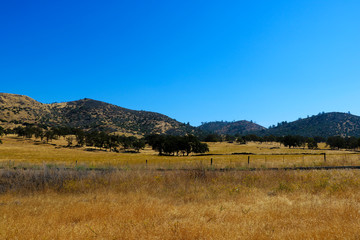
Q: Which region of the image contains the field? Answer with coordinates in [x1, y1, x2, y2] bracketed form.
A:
[1, 135, 359, 169]
[1, 135, 360, 239]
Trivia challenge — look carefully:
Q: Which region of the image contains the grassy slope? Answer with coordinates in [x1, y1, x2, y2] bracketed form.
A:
[198, 120, 266, 135]
[262, 112, 360, 137]
[0, 93, 197, 135]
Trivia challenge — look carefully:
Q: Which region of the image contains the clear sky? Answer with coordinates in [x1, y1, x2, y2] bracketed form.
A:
[1, 0, 360, 127]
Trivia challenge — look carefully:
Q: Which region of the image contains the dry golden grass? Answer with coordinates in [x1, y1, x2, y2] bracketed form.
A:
[1, 169, 360, 239]
[0, 135, 359, 169]
[1, 136, 360, 239]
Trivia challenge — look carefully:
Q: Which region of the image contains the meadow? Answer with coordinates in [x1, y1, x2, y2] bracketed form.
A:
[1, 135, 360, 239]
[0, 135, 359, 169]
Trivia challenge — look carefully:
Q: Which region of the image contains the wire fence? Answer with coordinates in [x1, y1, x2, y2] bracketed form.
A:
[2, 153, 360, 171]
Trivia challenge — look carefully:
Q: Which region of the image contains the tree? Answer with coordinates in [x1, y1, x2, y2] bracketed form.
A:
[192, 142, 209, 154]
[263, 135, 276, 142]
[106, 135, 119, 152]
[326, 136, 345, 150]
[203, 134, 222, 142]
[314, 136, 326, 143]
[133, 139, 145, 152]
[0, 127, 3, 144]
[306, 138, 318, 149]
[146, 134, 209, 156]
[34, 127, 44, 141]
[163, 135, 179, 155]
[119, 136, 136, 150]
[282, 135, 305, 148]
[44, 130, 55, 143]
[0, 126, 5, 136]
[183, 135, 199, 156]
[225, 135, 236, 142]
[236, 136, 246, 145]
[244, 134, 261, 142]
[94, 131, 107, 149]
[75, 129, 85, 147]
[24, 126, 35, 138]
[145, 135, 166, 155]
[346, 137, 358, 150]
[66, 136, 74, 147]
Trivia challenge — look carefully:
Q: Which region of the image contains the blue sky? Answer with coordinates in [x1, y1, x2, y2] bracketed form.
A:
[1, 0, 360, 127]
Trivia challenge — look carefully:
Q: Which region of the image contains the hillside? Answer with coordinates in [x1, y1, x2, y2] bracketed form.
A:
[198, 120, 266, 135]
[2, 93, 360, 138]
[260, 112, 360, 137]
[0, 93, 197, 135]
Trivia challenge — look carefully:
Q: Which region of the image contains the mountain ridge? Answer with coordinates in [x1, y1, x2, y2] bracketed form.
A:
[256, 112, 360, 137]
[1, 93, 360, 138]
[199, 112, 360, 138]
[0, 93, 196, 135]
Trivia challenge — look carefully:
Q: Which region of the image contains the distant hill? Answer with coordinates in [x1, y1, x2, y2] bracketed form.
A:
[198, 113, 360, 138]
[0, 93, 197, 135]
[259, 112, 360, 137]
[2, 93, 360, 138]
[198, 120, 266, 135]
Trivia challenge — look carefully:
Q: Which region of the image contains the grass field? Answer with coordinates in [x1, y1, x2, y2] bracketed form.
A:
[1, 135, 360, 239]
[0, 135, 359, 169]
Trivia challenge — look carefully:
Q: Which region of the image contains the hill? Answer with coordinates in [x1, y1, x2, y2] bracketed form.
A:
[259, 112, 360, 137]
[0, 93, 197, 135]
[198, 120, 266, 135]
[2, 93, 360, 138]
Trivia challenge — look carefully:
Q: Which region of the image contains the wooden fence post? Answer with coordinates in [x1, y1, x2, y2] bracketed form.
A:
[210, 158, 213, 166]
[248, 156, 250, 167]
[323, 153, 326, 163]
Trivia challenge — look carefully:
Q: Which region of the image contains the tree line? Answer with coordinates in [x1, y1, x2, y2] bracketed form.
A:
[4, 126, 145, 152]
[326, 136, 360, 150]
[1, 126, 209, 155]
[200, 133, 360, 150]
[2, 125, 360, 152]
[145, 134, 209, 156]
[200, 133, 324, 145]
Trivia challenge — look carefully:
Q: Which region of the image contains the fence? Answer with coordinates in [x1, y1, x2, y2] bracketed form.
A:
[141, 153, 360, 170]
[2, 153, 360, 170]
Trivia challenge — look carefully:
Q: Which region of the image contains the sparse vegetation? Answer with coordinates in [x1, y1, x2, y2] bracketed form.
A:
[0, 93, 198, 136]
[263, 112, 360, 137]
[199, 120, 265, 135]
